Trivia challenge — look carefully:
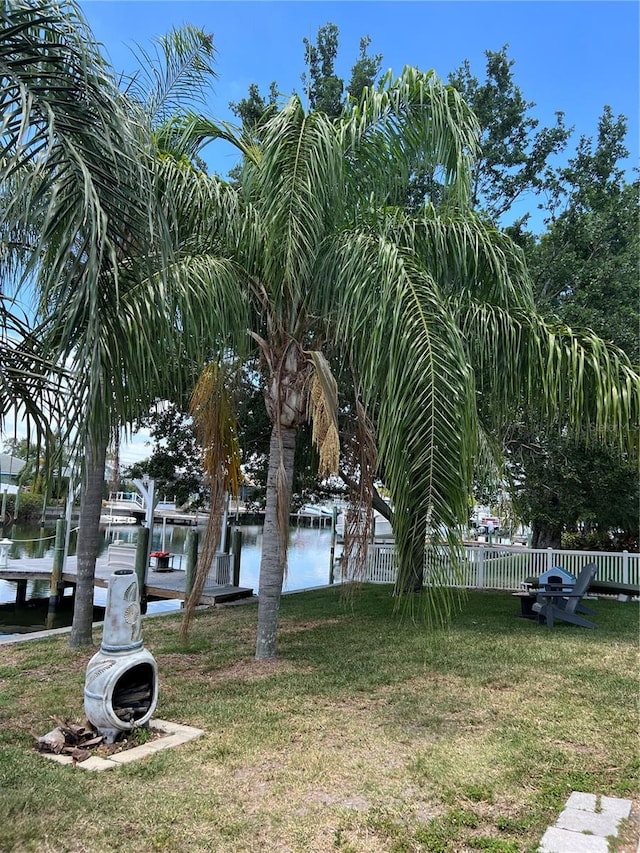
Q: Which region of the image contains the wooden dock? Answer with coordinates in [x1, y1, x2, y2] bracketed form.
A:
[0, 555, 254, 606]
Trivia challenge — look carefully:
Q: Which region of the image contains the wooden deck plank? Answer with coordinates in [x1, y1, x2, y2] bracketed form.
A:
[0, 555, 253, 604]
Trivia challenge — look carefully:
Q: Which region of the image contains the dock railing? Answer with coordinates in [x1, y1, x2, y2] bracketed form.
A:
[361, 543, 639, 590]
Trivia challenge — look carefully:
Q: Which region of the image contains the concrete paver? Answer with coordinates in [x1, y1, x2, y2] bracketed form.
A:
[539, 792, 635, 852]
[556, 806, 624, 837]
[600, 795, 633, 820]
[539, 826, 609, 853]
[565, 792, 598, 812]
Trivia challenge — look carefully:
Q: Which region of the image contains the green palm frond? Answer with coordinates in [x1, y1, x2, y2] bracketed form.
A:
[126, 25, 217, 127]
[342, 67, 480, 207]
[165, 253, 250, 361]
[396, 208, 533, 310]
[170, 114, 261, 165]
[1, 1, 154, 301]
[315, 230, 476, 598]
[244, 99, 344, 315]
[0, 300, 66, 433]
[459, 303, 639, 446]
[157, 155, 251, 252]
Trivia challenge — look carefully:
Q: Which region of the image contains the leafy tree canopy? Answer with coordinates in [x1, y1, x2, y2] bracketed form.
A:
[443, 46, 571, 224]
[230, 22, 382, 131]
[507, 108, 639, 548]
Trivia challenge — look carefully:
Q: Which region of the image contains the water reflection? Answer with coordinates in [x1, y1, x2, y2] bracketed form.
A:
[0, 521, 336, 634]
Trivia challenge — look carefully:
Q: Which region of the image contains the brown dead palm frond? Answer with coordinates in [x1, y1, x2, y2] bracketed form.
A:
[340, 394, 378, 589]
[180, 363, 241, 640]
[306, 350, 340, 479]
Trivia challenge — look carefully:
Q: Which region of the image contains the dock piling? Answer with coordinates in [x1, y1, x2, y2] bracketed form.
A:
[135, 527, 150, 614]
[329, 507, 338, 584]
[46, 518, 66, 627]
[232, 528, 242, 586]
[15, 579, 27, 607]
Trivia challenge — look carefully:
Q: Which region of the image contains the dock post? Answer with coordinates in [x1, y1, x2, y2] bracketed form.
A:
[185, 529, 199, 601]
[135, 527, 150, 614]
[329, 507, 338, 584]
[0, 488, 7, 524]
[15, 579, 27, 607]
[13, 487, 20, 521]
[232, 528, 242, 586]
[46, 518, 66, 628]
[222, 523, 231, 554]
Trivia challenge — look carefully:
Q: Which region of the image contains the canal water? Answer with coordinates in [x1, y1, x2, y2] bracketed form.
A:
[0, 521, 337, 636]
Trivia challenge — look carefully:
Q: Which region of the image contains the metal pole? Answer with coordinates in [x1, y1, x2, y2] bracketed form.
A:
[46, 518, 66, 628]
[135, 526, 150, 614]
[218, 491, 229, 552]
[62, 480, 76, 578]
[329, 506, 338, 584]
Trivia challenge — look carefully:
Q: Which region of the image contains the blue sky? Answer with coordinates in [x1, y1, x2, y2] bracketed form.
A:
[80, 0, 639, 184]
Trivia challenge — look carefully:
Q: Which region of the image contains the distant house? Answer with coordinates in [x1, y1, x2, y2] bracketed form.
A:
[0, 454, 26, 493]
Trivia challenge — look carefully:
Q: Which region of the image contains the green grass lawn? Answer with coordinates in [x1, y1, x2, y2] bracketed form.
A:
[0, 586, 637, 853]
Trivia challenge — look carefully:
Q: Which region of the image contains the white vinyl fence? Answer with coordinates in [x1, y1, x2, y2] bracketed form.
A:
[362, 543, 639, 591]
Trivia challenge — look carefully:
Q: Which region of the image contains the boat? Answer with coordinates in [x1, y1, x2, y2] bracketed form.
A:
[99, 515, 137, 525]
[335, 506, 394, 542]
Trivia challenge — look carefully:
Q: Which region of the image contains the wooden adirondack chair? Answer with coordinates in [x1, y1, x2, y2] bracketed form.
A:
[532, 562, 598, 629]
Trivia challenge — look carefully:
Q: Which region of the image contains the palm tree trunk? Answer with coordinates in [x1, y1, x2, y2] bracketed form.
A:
[395, 525, 426, 595]
[255, 424, 296, 660]
[69, 433, 107, 647]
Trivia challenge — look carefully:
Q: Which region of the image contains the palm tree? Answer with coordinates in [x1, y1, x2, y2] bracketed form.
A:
[164, 68, 638, 659]
[62, 25, 221, 647]
[1, 2, 219, 645]
[0, 0, 146, 441]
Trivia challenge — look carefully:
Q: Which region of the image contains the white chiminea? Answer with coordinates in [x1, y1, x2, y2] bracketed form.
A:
[84, 568, 158, 743]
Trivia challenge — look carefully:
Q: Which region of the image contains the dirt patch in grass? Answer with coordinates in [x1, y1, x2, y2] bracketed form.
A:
[280, 617, 343, 634]
[200, 657, 315, 684]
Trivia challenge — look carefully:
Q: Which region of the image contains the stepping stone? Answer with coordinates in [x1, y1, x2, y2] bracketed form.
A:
[538, 792, 635, 852]
[539, 826, 609, 853]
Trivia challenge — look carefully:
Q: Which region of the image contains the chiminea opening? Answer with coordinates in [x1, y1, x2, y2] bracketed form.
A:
[112, 663, 155, 723]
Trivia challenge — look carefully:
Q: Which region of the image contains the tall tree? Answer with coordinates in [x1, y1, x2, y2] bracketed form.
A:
[409, 46, 571, 223]
[1, 3, 220, 645]
[166, 69, 636, 659]
[0, 0, 146, 441]
[64, 25, 219, 647]
[530, 107, 638, 360]
[302, 22, 343, 117]
[509, 109, 639, 548]
[231, 22, 382, 132]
